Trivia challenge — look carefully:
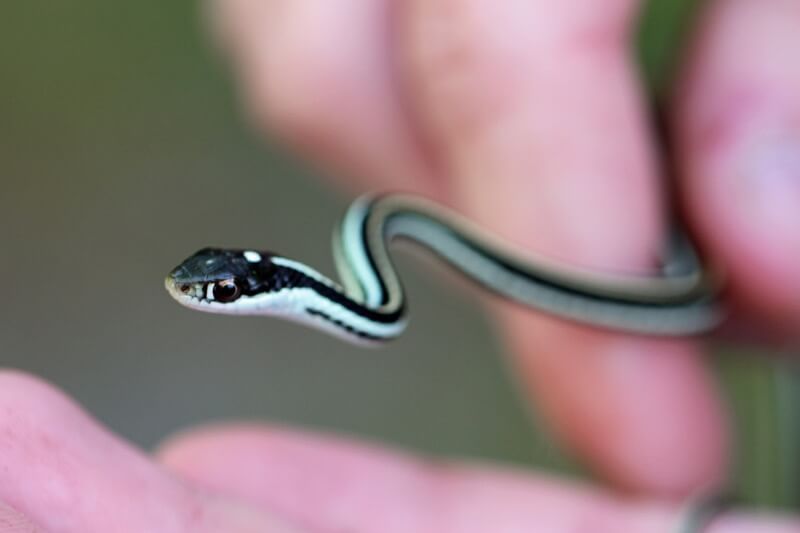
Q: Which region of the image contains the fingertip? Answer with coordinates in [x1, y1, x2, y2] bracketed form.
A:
[156, 422, 273, 474]
[713, 511, 800, 533]
[676, 0, 800, 328]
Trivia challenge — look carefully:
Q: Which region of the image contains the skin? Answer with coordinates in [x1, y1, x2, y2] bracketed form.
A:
[2, 0, 800, 531]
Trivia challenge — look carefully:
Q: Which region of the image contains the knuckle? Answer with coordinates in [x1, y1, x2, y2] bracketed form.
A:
[406, 1, 516, 138]
[406, 0, 633, 138]
[244, 46, 356, 150]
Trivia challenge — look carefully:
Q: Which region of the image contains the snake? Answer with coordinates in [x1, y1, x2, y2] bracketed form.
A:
[165, 193, 723, 345]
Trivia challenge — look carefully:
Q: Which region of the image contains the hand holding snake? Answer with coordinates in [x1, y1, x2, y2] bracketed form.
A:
[156, 0, 800, 531]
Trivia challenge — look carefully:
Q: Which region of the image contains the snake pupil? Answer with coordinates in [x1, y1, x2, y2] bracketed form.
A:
[213, 279, 241, 303]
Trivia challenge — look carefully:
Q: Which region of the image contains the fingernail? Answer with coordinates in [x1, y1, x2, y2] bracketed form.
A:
[712, 510, 800, 533]
[703, 117, 800, 316]
[735, 128, 800, 234]
[0, 501, 41, 532]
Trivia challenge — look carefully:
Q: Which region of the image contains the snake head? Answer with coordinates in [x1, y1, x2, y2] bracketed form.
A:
[165, 247, 277, 310]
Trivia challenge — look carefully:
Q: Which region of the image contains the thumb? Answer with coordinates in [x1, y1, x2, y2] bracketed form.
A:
[0, 371, 304, 533]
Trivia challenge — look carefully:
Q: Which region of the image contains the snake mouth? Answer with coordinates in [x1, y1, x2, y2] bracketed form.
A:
[164, 277, 207, 303]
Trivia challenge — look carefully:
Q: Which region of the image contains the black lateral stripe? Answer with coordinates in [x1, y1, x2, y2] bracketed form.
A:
[358, 205, 391, 306]
[275, 264, 404, 324]
[305, 309, 385, 340]
[387, 210, 708, 310]
[307, 276, 404, 324]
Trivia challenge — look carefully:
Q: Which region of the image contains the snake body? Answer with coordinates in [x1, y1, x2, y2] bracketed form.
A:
[165, 194, 723, 344]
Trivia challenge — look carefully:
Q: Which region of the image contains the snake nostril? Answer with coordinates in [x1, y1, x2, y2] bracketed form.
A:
[179, 284, 191, 294]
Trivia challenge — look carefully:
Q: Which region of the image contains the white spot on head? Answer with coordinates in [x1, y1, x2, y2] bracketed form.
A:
[206, 283, 215, 301]
[243, 251, 262, 263]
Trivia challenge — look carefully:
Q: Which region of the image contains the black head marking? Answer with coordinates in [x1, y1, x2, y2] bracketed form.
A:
[169, 248, 279, 296]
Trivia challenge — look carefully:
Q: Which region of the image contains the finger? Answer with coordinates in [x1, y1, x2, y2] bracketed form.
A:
[675, 0, 800, 330]
[0, 371, 305, 533]
[211, 0, 443, 197]
[398, 0, 727, 493]
[159, 424, 799, 533]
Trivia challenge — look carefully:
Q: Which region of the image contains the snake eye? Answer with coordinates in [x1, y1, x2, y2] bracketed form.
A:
[212, 279, 241, 303]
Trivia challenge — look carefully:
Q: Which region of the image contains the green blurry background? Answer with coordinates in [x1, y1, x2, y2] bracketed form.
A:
[1, 0, 798, 511]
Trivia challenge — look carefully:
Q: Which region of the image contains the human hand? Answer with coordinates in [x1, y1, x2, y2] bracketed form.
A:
[7, 1, 800, 531]
[211, 0, 800, 496]
[0, 371, 796, 532]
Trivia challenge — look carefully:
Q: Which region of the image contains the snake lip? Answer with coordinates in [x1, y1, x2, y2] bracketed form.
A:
[165, 277, 201, 301]
[163, 276, 182, 299]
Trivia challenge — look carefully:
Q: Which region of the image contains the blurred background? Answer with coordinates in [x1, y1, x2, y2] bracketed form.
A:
[1, 0, 798, 511]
